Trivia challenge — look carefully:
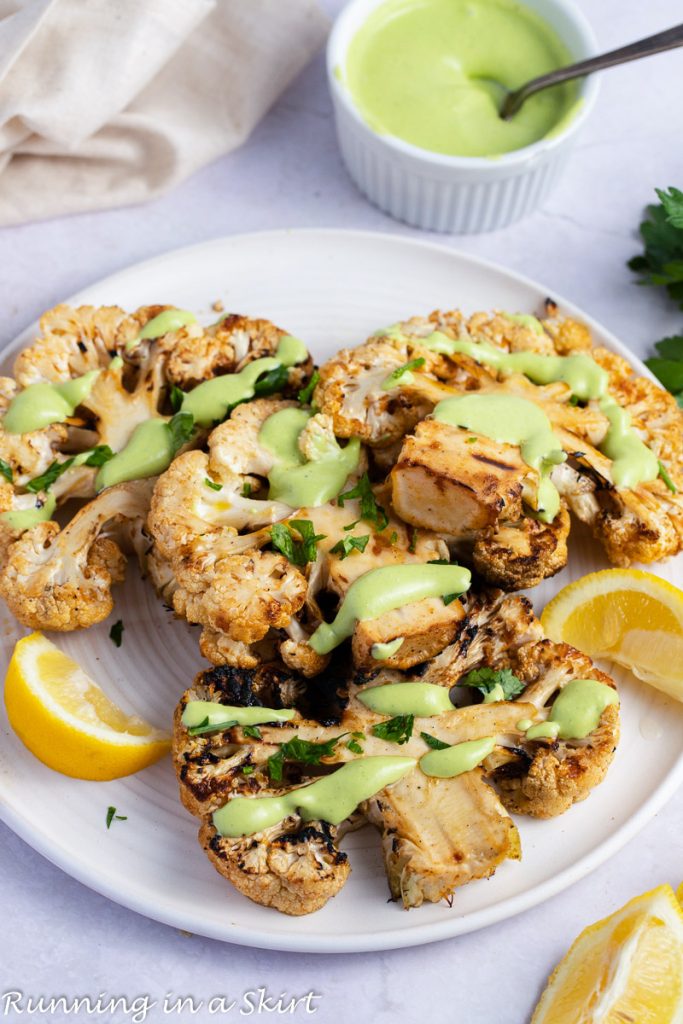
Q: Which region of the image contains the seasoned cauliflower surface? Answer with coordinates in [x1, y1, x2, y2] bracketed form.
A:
[173, 592, 618, 914]
[6, 299, 674, 919]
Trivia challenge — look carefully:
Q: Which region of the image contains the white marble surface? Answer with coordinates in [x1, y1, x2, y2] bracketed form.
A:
[1, 1, 682, 1020]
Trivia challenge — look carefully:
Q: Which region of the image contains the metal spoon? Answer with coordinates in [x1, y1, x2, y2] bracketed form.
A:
[500, 22, 683, 121]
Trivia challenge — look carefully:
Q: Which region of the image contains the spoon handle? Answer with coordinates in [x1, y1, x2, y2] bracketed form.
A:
[502, 22, 683, 120]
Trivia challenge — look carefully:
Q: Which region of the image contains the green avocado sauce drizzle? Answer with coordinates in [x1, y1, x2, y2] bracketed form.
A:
[181, 701, 296, 729]
[420, 736, 495, 778]
[126, 308, 197, 351]
[3, 371, 100, 435]
[2, 494, 57, 531]
[418, 332, 658, 490]
[519, 678, 618, 742]
[2, 330, 311, 509]
[212, 756, 416, 837]
[258, 406, 360, 508]
[308, 563, 471, 654]
[370, 637, 405, 661]
[358, 681, 453, 717]
[433, 393, 566, 522]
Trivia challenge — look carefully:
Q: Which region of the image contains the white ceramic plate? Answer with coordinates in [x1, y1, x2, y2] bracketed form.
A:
[1, 229, 682, 953]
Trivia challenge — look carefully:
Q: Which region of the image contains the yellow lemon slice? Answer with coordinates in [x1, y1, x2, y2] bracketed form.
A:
[4, 632, 169, 780]
[531, 884, 683, 1024]
[541, 568, 683, 701]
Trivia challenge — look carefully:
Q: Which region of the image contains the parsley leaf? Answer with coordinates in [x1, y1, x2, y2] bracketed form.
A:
[84, 445, 115, 467]
[654, 334, 683, 361]
[629, 188, 683, 309]
[106, 806, 127, 829]
[298, 370, 320, 405]
[408, 527, 418, 553]
[338, 472, 388, 531]
[658, 460, 677, 494]
[330, 534, 370, 559]
[242, 765, 255, 775]
[168, 411, 194, 455]
[109, 620, 124, 648]
[346, 733, 364, 755]
[270, 520, 326, 566]
[386, 357, 425, 383]
[241, 482, 252, 497]
[26, 458, 74, 493]
[0, 459, 12, 483]
[644, 357, 683, 394]
[268, 734, 343, 781]
[254, 364, 290, 397]
[372, 714, 414, 745]
[204, 477, 222, 491]
[420, 731, 450, 751]
[459, 667, 525, 701]
[242, 724, 262, 739]
[657, 186, 683, 229]
[169, 384, 186, 412]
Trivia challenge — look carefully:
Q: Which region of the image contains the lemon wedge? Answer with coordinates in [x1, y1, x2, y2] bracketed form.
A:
[541, 568, 683, 701]
[531, 884, 683, 1024]
[4, 632, 169, 780]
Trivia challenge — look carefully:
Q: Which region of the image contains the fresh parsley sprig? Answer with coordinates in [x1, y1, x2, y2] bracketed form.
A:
[329, 534, 370, 559]
[106, 806, 127, 829]
[298, 370, 320, 406]
[338, 472, 388, 531]
[629, 187, 683, 309]
[0, 459, 12, 484]
[267, 734, 343, 782]
[372, 714, 414, 745]
[420, 731, 450, 751]
[109, 620, 124, 648]
[459, 667, 525, 701]
[26, 446, 114, 493]
[270, 520, 326, 566]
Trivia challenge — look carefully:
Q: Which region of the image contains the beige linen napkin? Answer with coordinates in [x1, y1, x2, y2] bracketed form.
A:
[0, 0, 328, 225]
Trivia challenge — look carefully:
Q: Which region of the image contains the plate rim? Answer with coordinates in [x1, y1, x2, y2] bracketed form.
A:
[2, 227, 682, 953]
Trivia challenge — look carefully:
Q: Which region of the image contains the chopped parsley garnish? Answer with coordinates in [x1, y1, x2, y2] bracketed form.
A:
[372, 714, 414, 745]
[466, 436, 478, 443]
[0, 459, 12, 483]
[408, 528, 418, 553]
[109, 619, 124, 647]
[427, 558, 450, 565]
[629, 187, 683, 309]
[242, 724, 262, 740]
[106, 806, 127, 829]
[658, 460, 677, 494]
[420, 731, 450, 751]
[26, 446, 114, 493]
[254, 364, 290, 397]
[346, 732, 364, 755]
[187, 716, 238, 736]
[389, 530, 398, 545]
[330, 534, 370, 559]
[242, 765, 255, 775]
[267, 734, 343, 782]
[204, 477, 222, 491]
[169, 385, 186, 412]
[270, 519, 326, 566]
[241, 482, 252, 497]
[387, 357, 425, 383]
[168, 411, 194, 455]
[338, 472, 388, 531]
[459, 667, 525, 701]
[442, 593, 459, 606]
[83, 445, 115, 467]
[298, 370, 320, 405]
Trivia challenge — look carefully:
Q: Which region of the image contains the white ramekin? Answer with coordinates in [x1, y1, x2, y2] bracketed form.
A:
[327, 0, 600, 234]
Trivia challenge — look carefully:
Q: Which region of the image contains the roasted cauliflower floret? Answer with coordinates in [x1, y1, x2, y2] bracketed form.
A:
[472, 508, 570, 591]
[0, 377, 68, 488]
[0, 479, 153, 630]
[165, 314, 313, 394]
[467, 310, 556, 355]
[490, 639, 620, 818]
